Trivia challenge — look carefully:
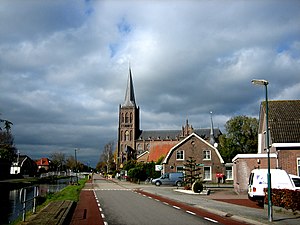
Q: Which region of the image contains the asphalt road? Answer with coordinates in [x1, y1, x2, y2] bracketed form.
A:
[94, 179, 216, 225]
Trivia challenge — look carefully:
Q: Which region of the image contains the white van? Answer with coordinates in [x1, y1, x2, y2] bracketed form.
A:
[248, 169, 298, 202]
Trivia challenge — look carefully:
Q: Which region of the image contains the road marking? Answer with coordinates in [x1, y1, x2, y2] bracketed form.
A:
[155, 199, 160, 202]
[98, 203, 101, 207]
[148, 196, 152, 199]
[163, 202, 169, 205]
[186, 210, 196, 215]
[204, 217, 218, 223]
[101, 213, 105, 218]
[104, 222, 108, 225]
[173, 206, 181, 210]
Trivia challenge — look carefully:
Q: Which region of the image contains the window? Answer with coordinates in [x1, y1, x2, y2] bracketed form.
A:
[203, 166, 211, 180]
[226, 166, 233, 180]
[297, 158, 300, 176]
[125, 130, 129, 141]
[176, 150, 184, 160]
[203, 150, 211, 160]
[176, 166, 184, 173]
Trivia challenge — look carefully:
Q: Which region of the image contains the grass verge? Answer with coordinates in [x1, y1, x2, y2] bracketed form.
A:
[13, 178, 87, 225]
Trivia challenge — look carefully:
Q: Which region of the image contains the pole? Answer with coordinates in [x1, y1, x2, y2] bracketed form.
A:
[75, 149, 78, 184]
[265, 84, 273, 222]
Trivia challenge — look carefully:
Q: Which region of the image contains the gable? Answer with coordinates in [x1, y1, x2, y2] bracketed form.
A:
[163, 133, 224, 164]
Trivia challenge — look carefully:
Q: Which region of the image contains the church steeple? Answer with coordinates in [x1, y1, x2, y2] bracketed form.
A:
[209, 111, 215, 145]
[122, 67, 136, 107]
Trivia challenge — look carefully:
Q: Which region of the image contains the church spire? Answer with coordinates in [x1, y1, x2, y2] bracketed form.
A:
[122, 67, 136, 107]
[209, 111, 215, 145]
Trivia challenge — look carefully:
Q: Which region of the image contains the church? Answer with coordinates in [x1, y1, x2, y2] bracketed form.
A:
[117, 68, 228, 182]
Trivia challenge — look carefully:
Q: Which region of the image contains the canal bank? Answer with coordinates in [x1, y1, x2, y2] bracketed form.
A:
[0, 176, 78, 224]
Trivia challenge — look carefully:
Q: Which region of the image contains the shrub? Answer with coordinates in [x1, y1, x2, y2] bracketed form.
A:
[264, 188, 300, 212]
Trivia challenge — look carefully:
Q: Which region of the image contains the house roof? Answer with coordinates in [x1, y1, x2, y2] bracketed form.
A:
[163, 132, 224, 164]
[148, 142, 178, 162]
[260, 100, 300, 143]
[36, 157, 50, 166]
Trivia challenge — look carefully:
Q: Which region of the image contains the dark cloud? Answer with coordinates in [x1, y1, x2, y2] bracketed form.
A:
[1, 0, 300, 167]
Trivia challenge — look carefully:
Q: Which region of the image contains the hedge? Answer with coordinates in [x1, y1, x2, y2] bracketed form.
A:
[264, 188, 300, 212]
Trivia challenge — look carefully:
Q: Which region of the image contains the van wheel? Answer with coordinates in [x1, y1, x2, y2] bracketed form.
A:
[176, 181, 182, 187]
[155, 181, 161, 186]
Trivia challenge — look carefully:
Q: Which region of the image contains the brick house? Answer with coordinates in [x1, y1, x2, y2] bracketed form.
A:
[233, 100, 300, 193]
[162, 132, 225, 183]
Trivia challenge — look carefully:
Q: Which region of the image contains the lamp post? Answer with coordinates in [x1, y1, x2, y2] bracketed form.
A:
[251, 79, 272, 222]
[74, 149, 78, 184]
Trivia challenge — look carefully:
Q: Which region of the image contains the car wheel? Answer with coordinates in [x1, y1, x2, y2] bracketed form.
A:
[155, 181, 161, 186]
[176, 181, 182, 187]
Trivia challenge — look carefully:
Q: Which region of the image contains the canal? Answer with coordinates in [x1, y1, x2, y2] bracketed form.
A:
[0, 178, 72, 224]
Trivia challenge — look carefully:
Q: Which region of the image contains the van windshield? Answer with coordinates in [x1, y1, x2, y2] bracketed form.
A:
[292, 178, 300, 187]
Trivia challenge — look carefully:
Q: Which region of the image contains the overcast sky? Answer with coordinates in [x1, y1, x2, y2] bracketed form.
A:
[1, 0, 299, 167]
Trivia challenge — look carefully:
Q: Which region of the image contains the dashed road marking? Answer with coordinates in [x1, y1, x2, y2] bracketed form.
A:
[186, 210, 196, 215]
[173, 206, 181, 210]
[204, 217, 218, 223]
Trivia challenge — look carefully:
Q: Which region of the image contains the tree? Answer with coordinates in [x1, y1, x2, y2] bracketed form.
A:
[99, 141, 115, 174]
[219, 115, 259, 162]
[49, 152, 66, 172]
[0, 119, 16, 162]
[183, 157, 202, 188]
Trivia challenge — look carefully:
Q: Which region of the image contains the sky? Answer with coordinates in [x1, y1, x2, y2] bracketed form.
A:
[1, 0, 300, 168]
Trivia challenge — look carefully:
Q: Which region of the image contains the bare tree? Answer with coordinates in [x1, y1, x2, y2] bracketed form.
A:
[99, 141, 115, 173]
[49, 152, 66, 172]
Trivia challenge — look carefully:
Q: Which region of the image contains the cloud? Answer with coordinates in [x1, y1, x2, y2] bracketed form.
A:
[0, 0, 300, 167]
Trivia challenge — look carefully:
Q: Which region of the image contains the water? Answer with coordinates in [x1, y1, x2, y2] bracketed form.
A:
[0, 178, 71, 224]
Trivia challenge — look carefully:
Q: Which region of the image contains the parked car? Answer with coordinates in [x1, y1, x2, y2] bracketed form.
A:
[151, 172, 183, 186]
[248, 169, 298, 203]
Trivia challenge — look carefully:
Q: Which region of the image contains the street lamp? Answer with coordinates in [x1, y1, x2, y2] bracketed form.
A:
[74, 149, 78, 184]
[251, 79, 272, 222]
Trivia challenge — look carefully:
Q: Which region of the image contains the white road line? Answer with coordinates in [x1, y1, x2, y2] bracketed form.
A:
[163, 202, 169, 205]
[173, 206, 181, 210]
[104, 222, 108, 225]
[148, 196, 152, 199]
[98, 203, 101, 207]
[204, 217, 218, 223]
[101, 213, 105, 218]
[155, 199, 160, 202]
[186, 210, 196, 215]
[99, 208, 103, 212]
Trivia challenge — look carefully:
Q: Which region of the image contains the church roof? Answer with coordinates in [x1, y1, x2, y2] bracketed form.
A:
[122, 68, 136, 107]
[138, 128, 221, 140]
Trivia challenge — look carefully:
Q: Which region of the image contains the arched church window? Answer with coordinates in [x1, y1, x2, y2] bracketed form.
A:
[121, 131, 123, 141]
[122, 113, 124, 123]
[146, 143, 150, 150]
[130, 113, 133, 123]
[125, 130, 129, 141]
[130, 130, 133, 141]
[125, 113, 129, 123]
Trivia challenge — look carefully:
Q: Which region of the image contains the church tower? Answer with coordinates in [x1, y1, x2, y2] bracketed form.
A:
[117, 68, 140, 167]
